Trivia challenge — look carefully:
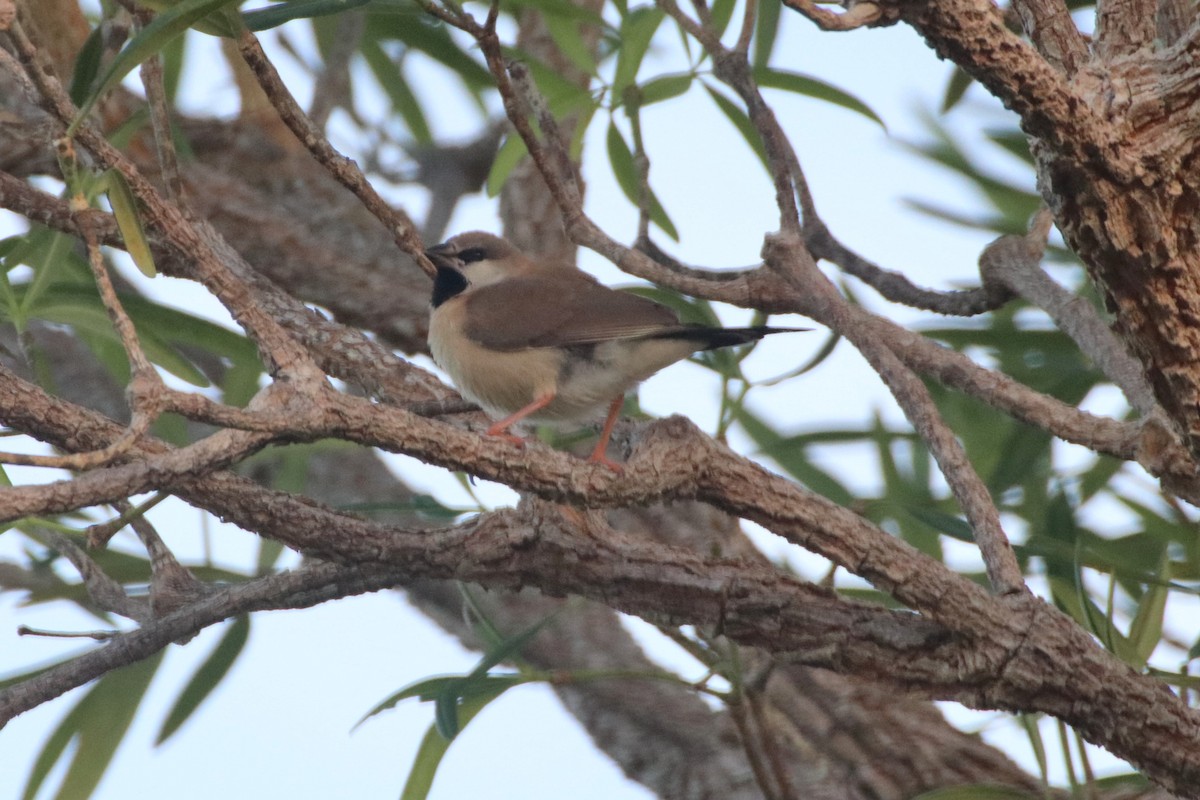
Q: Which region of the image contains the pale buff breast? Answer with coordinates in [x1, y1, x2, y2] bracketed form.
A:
[428, 296, 563, 420]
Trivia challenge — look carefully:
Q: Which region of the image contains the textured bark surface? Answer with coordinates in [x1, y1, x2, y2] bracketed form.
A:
[3, 0, 1200, 797]
[895, 0, 1200, 466]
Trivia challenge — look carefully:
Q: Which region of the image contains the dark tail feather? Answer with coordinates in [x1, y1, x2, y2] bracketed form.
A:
[659, 325, 809, 351]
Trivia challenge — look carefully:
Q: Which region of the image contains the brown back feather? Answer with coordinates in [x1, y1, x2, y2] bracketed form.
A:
[463, 275, 683, 351]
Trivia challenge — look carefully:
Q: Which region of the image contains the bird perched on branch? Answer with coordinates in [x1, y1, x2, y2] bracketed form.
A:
[426, 231, 806, 470]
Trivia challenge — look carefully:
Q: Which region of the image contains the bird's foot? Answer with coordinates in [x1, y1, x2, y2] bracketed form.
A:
[484, 425, 529, 448]
[586, 449, 625, 472]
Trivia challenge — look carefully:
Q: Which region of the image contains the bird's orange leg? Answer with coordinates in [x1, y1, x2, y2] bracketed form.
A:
[587, 395, 626, 471]
[485, 393, 555, 446]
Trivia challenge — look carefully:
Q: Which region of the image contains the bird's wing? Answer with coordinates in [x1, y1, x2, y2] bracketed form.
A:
[463, 275, 682, 351]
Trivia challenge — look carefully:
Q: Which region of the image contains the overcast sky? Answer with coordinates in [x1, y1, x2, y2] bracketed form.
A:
[0, 4, 1144, 799]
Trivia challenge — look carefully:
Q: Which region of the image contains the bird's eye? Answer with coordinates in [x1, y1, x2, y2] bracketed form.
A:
[458, 247, 487, 264]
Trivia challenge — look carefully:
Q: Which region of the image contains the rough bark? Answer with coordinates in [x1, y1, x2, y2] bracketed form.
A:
[2, 0, 1198, 798]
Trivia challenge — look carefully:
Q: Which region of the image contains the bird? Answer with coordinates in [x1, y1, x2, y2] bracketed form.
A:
[425, 231, 806, 470]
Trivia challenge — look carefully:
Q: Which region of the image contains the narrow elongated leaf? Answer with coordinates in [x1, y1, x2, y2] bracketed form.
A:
[623, 286, 721, 327]
[604, 122, 678, 240]
[505, 0, 607, 25]
[638, 73, 693, 105]
[754, 67, 885, 130]
[752, 0, 782, 68]
[486, 134, 529, 197]
[70, 0, 245, 135]
[906, 507, 972, 542]
[940, 67, 974, 113]
[702, 84, 768, 172]
[709, 0, 736, 38]
[360, 39, 433, 144]
[731, 405, 855, 505]
[501, 48, 594, 115]
[433, 613, 558, 739]
[612, 7, 665, 103]
[103, 169, 157, 277]
[68, 25, 107, 107]
[542, 13, 598, 77]
[242, 0, 371, 30]
[370, 14, 493, 94]
[356, 673, 532, 729]
[156, 615, 251, 744]
[1127, 551, 1170, 669]
[400, 689, 508, 800]
[23, 653, 164, 800]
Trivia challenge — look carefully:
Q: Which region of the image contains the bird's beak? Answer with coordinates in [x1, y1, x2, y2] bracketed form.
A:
[424, 243, 458, 270]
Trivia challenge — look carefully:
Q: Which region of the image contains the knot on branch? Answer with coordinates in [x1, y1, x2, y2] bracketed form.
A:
[1135, 412, 1192, 476]
[977, 210, 1054, 301]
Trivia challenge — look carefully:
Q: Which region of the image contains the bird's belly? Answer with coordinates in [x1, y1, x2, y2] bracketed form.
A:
[545, 338, 697, 422]
[429, 327, 562, 420]
[429, 304, 698, 427]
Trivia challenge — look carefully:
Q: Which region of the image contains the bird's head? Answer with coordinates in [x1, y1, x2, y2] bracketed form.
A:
[426, 231, 536, 304]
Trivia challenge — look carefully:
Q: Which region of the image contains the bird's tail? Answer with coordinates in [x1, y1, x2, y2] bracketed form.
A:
[660, 325, 809, 351]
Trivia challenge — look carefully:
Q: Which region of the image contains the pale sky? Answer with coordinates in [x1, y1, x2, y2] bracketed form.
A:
[0, 4, 1152, 799]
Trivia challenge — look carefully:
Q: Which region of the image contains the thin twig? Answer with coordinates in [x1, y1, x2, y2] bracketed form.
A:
[233, 28, 435, 277]
[308, 11, 364, 130]
[18, 625, 120, 640]
[36, 528, 150, 621]
[979, 209, 1156, 415]
[809, 222, 1013, 315]
[735, 0, 758, 55]
[0, 200, 166, 470]
[728, 695, 783, 800]
[135, 9, 186, 206]
[747, 689, 800, 800]
[779, 0, 888, 31]
[5, 19, 320, 381]
[659, 0, 801, 232]
[765, 231, 1028, 595]
[86, 492, 168, 548]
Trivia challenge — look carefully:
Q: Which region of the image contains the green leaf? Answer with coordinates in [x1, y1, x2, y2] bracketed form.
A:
[752, 0, 781, 69]
[368, 13, 493, 96]
[611, 6, 665, 104]
[156, 615, 251, 744]
[906, 507, 972, 542]
[732, 406, 855, 505]
[709, 0, 736, 38]
[360, 39, 433, 145]
[23, 652, 164, 800]
[68, 25, 107, 107]
[399, 688, 511, 800]
[1126, 550, 1170, 669]
[702, 83, 768, 173]
[502, 48, 595, 117]
[69, 0, 246, 135]
[161, 30, 187, 102]
[357, 673, 531, 728]
[339, 494, 473, 521]
[603, 122, 678, 240]
[754, 67, 886, 130]
[542, 13, 599, 77]
[15, 228, 78, 327]
[486, 134, 529, 197]
[103, 169, 157, 277]
[504, 0, 607, 25]
[622, 286, 721, 327]
[940, 66, 974, 113]
[433, 613, 558, 739]
[638, 73, 693, 106]
[242, 0, 371, 30]
[753, 329, 837, 386]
